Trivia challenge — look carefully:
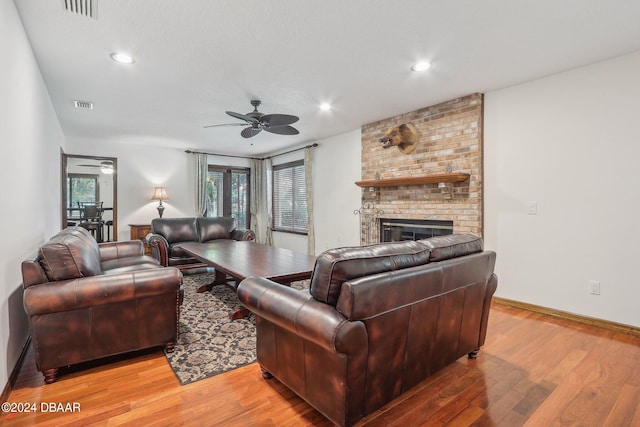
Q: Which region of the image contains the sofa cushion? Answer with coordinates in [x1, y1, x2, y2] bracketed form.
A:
[197, 217, 235, 242]
[39, 227, 102, 281]
[419, 234, 483, 262]
[101, 261, 164, 275]
[151, 217, 198, 244]
[101, 255, 160, 272]
[309, 241, 431, 306]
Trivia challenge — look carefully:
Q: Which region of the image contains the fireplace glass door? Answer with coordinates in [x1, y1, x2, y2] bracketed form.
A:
[380, 219, 453, 242]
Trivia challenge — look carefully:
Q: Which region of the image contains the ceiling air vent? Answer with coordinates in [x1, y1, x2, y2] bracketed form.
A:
[62, 0, 97, 20]
[74, 100, 94, 110]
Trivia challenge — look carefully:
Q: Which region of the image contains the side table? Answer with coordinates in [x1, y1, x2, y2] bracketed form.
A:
[129, 224, 152, 255]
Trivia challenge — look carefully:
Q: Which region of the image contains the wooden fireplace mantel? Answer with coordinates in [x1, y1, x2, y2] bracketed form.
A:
[355, 173, 470, 188]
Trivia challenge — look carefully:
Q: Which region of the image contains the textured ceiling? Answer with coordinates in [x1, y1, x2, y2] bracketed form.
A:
[14, 0, 640, 156]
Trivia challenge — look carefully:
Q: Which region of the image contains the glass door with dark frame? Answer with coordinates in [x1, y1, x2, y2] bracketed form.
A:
[61, 154, 117, 241]
[66, 173, 99, 224]
[206, 165, 250, 229]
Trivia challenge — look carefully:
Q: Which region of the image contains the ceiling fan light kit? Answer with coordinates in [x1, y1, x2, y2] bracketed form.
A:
[204, 100, 300, 138]
[78, 160, 114, 174]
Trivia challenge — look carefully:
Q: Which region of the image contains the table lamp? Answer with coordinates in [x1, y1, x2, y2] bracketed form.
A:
[151, 187, 168, 218]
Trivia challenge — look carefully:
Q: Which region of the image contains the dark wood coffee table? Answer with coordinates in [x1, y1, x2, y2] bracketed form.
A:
[176, 241, 316, 319]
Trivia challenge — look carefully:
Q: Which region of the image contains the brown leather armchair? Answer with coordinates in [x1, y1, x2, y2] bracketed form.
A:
[22, 226, 183, 383]
[238, 234, 497, 426]
[146, 216, 255, 272]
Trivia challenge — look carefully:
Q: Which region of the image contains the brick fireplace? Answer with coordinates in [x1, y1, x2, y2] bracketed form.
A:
[358, 93, 483, 244]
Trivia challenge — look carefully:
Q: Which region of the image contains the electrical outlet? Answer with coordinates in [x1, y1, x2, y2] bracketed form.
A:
[589, 280, 600, 295]
[527, 201, 537, 215]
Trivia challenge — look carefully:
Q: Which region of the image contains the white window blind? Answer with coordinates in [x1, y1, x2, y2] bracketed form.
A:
[273, 160, 308, 234]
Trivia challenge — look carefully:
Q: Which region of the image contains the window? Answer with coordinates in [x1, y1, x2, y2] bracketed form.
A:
[273, 160, 308, 234]
[206, 166, 250, 229]
[67, 173, 98, 208]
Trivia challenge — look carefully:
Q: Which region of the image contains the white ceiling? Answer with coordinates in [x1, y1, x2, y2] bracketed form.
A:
[14, 0, 640, 157]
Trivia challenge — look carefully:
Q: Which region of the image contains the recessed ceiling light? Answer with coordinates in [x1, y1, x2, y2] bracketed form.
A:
[319, 103, 332, 111]
[110, 52, 135, 64]
[411, 61, 431, 72]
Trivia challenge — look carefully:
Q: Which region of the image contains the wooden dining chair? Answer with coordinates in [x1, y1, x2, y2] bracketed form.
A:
[78, 201, 105, 242]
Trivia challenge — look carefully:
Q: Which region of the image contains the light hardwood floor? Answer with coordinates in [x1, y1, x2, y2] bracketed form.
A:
[3, 303, 640, 426]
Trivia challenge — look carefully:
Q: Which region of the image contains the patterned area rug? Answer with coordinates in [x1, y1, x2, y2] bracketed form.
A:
[165, 273, 308, 385]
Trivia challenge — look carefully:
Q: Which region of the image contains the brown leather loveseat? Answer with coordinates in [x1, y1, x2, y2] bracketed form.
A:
[237, 234, 497, 426]
[22, 226, 183, 383]
[146, 217, 255, 271]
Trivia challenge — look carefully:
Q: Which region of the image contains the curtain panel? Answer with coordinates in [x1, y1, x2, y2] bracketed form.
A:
[305, 147, 315, 255]
[264, 157, 273, 246]
[250, 159, 263, 242]
[195, 153, 208, 217]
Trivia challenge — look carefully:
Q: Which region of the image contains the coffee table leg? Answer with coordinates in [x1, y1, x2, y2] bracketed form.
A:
[197, 269, 229, 293]
[229, 306, 251, 320]
[195, 269, 248, 319]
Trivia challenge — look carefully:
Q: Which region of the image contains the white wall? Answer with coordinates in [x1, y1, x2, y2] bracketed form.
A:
[484, 50, 640, 327]
[310, 129, 362, 254]
[0, 0, 65, 388]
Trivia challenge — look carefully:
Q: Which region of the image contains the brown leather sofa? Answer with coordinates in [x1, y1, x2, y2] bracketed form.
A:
[237, 234, 497, 427]
[146, 216, 255, 271]
[22, 226, 183, 384]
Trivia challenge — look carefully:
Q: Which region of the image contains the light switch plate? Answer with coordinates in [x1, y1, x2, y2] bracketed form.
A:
[527, 201, 537, 215]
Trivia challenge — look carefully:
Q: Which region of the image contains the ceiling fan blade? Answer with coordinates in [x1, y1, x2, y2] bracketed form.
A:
[241, 126, 262, 138]
[226, 111, 259, 124]
[203, 123, 247, 128]
[264, 125, 299, 136]
[261, 114, 299, 126]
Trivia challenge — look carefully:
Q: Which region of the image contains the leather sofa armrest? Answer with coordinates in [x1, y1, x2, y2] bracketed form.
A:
[146, 233, 170, 266]
[238, 276, 366, 354]
[24, 267, 182, 316]
[98, 240, 144, 261]
[231, 229, 256, 241]
[22, 258, 49, 288]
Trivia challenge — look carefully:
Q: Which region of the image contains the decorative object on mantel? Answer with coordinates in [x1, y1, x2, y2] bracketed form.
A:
[151, 187, 168, 218]
[355, 172, 470, 188]
[379, 122, 420, 154]
[354, 203, 384, 245]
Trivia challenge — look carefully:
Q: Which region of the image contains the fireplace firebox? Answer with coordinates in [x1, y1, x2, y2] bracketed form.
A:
[380, 219, 453, 242]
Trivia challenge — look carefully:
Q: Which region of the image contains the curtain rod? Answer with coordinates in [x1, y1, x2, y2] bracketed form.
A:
[184, 150, 262, 160]
[185, 143, 318, 160]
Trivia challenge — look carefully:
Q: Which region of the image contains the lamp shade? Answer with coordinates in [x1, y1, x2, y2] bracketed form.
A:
[151, 187, 168, 201]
